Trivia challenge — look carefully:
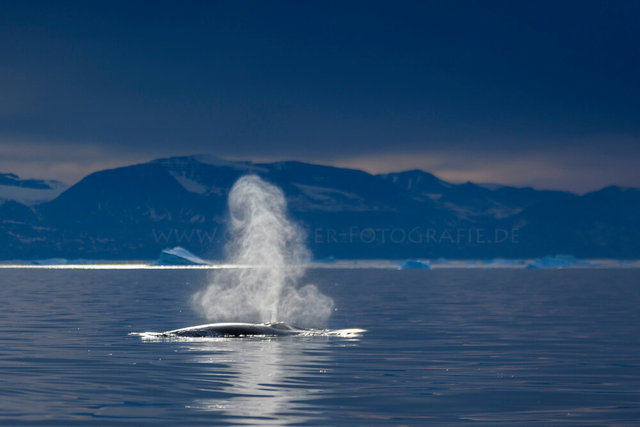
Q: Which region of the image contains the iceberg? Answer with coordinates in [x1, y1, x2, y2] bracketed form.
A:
[30, 258, 69, 265]
[155, 247, 210, 266]
[398, 259, 431, 270]
[526, 255, 595, 269]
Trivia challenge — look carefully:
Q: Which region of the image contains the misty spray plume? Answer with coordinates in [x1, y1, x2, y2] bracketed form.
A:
[192, 175, 334, 327]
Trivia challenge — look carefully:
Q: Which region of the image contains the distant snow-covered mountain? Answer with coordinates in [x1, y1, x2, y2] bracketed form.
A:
[0, 156, 638, 260]
[0, 173, 68, 206]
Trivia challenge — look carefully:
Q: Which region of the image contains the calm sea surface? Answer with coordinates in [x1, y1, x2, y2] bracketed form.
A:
[0, 268, 639, 425]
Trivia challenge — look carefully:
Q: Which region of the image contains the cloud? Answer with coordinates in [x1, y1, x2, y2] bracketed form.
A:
[0, 139, 155, 184]
[327, 136, 640, 193]
[0, 67, 41, 117]
[1, 134, 638, 193]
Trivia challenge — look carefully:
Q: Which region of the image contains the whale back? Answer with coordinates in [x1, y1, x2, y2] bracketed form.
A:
[162, 322, 303, 337]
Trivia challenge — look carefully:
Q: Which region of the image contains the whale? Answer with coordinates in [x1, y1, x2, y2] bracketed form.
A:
[139, 322, 306, 338]
[130, 322, 366, 339]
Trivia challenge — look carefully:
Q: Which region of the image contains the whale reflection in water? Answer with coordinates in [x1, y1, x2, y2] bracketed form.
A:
[131, 322, 366, 340]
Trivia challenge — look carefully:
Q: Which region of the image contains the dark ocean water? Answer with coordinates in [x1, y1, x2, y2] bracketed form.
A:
[0, 268, 639, 425]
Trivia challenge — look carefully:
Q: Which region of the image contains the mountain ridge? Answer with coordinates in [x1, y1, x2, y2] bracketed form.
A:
[0, 155, 637, 260]
[0, 172, 68, 206]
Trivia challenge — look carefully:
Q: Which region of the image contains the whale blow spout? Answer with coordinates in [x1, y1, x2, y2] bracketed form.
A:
[191, 175, 334, 328]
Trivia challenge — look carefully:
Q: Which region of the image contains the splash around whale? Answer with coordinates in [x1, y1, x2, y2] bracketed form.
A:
[130, 322, 366, 340]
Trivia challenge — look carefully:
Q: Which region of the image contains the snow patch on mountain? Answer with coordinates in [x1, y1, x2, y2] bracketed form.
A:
[291, 183, 369, 211]
[169, 171, 208, 194]
[193, 154, 268, 173]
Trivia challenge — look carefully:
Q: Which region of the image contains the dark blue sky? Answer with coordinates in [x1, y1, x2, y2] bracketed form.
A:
[1, 0, 638, 191]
